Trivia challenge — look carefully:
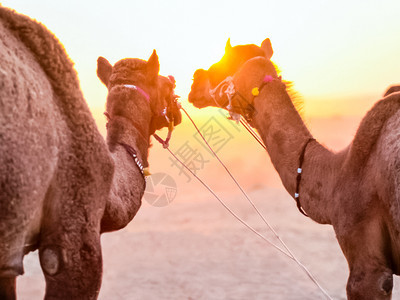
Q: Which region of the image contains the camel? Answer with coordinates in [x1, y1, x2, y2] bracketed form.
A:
[190, 38, 273, 102]
[188, 39, 400, 299]
[0, 6, 180, 299]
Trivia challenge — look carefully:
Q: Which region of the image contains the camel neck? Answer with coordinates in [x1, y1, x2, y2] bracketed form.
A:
[104, 85, 152, 167]
[101, 112, 151, 233]
[106, 115, 150, 168]
[253, 83, 337, 224]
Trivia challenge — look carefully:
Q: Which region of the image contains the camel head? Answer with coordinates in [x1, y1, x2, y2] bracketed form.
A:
[97, 50, 181, 135]
[188, 38, 273, 108]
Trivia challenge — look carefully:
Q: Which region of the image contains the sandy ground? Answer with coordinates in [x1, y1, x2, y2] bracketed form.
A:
[16, 114, 400, 299]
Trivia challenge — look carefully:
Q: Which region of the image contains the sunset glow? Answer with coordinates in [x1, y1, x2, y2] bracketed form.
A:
[3, 0, 399, 120]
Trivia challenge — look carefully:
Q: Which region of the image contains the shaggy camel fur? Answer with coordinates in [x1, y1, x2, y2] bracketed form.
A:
[189, 40, 400, 299]
[0, 6, 179, 299]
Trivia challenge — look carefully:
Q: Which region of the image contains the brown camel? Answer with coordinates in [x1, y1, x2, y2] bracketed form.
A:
[188, 40, 400, 299]
[0, 6, 180, 299]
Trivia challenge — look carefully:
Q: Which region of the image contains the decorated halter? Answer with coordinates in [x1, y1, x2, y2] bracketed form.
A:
[209, 74, 282, 123]
[123, 84, 150, 102]
[104, 76, 181, 176]
[153, 75, 181, 149]
[104, 83, 151, 132]
[210, 72, 311, 217]
[251, 75, 277, 96]
[209, 76, 240, 121]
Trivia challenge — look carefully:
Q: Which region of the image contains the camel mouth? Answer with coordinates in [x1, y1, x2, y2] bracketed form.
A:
[189, 98, 207, 109]
[191, 101, 208, 109]
[188, 92, 209, 109]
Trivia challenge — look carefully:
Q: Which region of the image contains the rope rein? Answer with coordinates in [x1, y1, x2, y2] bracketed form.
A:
[166, 146, 332, 300]
[166, 146, 293, 258]
[108, 79, 332, 299]
[176, 107, 332, 300]
[239, 117, 267, 150]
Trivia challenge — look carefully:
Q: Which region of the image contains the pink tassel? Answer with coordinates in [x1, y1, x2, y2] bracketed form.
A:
[263, 75, 274, 82]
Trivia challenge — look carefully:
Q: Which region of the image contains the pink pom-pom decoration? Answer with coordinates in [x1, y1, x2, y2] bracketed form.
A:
[263, 75, 274, 82]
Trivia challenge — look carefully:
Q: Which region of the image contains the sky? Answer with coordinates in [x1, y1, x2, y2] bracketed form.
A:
[2, 0, 400, 118]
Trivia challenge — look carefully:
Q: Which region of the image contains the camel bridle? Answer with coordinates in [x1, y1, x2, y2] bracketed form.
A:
[104, 80, 181, 178]
[209, 74, 282, 123]
[209, 74, 313, 217]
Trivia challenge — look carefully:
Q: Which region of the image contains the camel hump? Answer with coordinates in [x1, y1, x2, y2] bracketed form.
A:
[0, 5, 111, 160]
[0, 6, 85, 115]
[0, 6, 77, 89]
[347, 92, 400, 169]
[0, 5, 114, 212]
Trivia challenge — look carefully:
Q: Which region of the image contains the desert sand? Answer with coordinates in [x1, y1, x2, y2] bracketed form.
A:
[16, 111, 400, 299]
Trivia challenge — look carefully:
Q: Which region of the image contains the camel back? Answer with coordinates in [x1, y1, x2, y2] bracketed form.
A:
[0, 7, 92, 132]
[0, 6, 113, 275]
[0, 6, 111, 174]
[348, 92, 400, 170]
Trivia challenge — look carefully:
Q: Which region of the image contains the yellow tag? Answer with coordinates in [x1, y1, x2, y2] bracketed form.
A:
[251, 87, 259, 96]
[168, 121, 174, 131]
[143, 168, 151, 176]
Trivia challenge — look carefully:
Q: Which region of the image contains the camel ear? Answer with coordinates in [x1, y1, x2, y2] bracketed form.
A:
[261, 38, 273, 60]
[225, 38, 232, 53]
[147, 50, 160, 82]
[97, 56, 112, 86]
